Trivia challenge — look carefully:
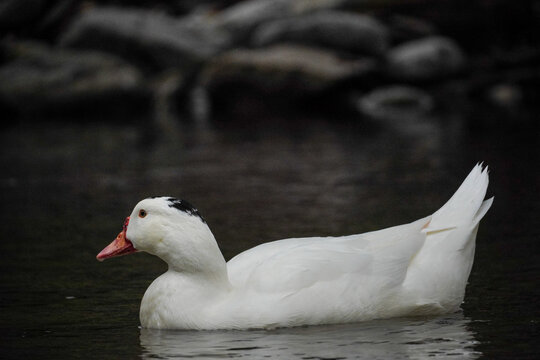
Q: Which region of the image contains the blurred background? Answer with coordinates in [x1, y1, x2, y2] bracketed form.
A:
[1, 0, 539, 359]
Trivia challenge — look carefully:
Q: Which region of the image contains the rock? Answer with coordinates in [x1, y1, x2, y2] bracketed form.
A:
[33, 0, 82, 40]
[0, 40, 151, 116]
[385, 15, 437, 43]
[487, 83, 523, 108]
[251, 11, 389, 56]
[214, 0, 345, 43]
[200, 44, 376, 102]
[386, 36, 465, 81]
[357, 85, 433, 122]
[60, 6, 231, 71]
[216, 0, 290, 35]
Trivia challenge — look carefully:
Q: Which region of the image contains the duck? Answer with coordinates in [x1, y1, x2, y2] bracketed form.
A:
[97, 164, 492, 330]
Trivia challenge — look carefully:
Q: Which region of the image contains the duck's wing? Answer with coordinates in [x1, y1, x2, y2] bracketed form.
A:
[227, 216, 429, 294]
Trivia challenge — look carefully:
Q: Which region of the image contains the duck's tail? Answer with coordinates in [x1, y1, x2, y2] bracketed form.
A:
[401, 164, 493, 313]
[423, 163, 493, 235]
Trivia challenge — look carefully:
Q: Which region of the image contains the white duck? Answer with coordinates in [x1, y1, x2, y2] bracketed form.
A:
[97, 164, 492, 330]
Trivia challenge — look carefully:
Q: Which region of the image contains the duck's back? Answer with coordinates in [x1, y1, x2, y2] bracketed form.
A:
[223, 218, 431, 327]
[227, 217, 428, 295]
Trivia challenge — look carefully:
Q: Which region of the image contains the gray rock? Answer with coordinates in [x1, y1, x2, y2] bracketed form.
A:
[487, 83, 523, 108]
[357, 85, 433, 121]
[0, 40, 150, 116]
[251, 11, 389, 56]
[60, 6, 231, 71]
[386, 36, 465, 81]
[386, 15, 437, 43]
[200, 44, 376, 98]
[214, 0, 346, 42]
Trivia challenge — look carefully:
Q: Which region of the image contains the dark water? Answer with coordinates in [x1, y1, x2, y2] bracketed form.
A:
[0, 107, 538, 359]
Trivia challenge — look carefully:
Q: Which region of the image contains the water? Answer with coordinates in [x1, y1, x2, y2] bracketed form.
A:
[139, 314, 480, 359]
[0, 108, 538, 359]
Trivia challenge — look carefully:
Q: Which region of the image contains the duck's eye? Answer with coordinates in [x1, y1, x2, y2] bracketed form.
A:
[138, 209, 147, 218]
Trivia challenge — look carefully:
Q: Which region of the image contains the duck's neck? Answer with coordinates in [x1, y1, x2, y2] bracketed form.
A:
[165, 254, 230, 287]
[157, 222, 231, 287]
[141, 265, 231, 329]
[140, 220, 234, 329]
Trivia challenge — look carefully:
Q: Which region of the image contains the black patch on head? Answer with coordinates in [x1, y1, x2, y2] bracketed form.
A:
[166, 197, 206, 223]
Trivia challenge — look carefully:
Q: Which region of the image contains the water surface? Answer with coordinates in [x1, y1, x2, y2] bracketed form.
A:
[0, 109, 538, 359]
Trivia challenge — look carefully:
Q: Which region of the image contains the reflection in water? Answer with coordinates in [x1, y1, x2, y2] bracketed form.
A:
[140, 313, 480, 359]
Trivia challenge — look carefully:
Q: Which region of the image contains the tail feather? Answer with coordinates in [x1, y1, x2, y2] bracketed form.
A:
[423, 164, 490, 233]
[473, 197, 494, 225]
[402, 164, 492, 311]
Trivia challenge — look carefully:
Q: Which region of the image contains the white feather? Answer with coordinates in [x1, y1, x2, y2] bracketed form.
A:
[107, 165, 492, 330]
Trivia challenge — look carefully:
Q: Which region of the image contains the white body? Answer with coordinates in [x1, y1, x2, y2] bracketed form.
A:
[124, 165, 492, 330]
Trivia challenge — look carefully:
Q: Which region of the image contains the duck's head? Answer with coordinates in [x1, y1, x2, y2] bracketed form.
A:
[97, 197, 223, 273]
